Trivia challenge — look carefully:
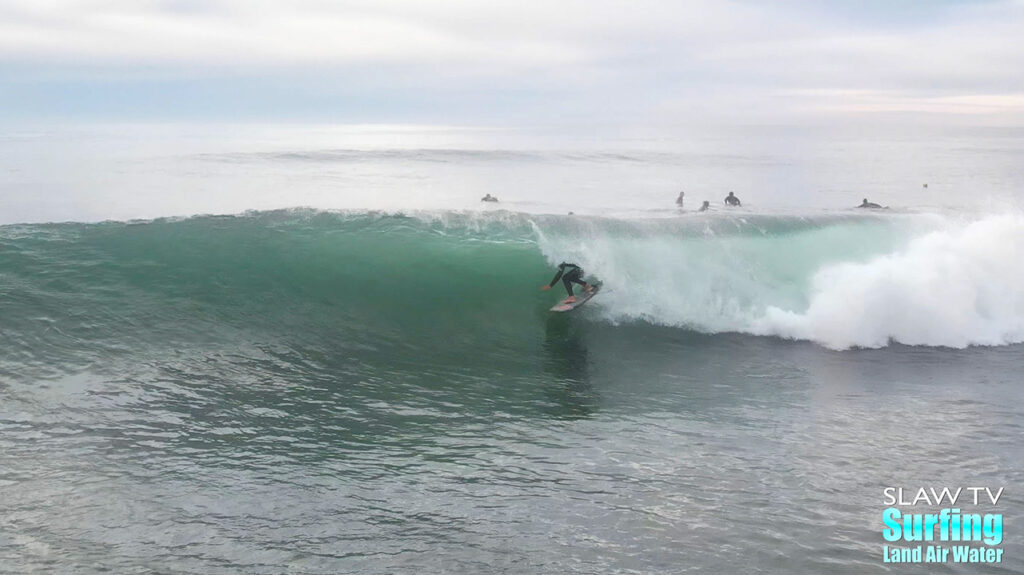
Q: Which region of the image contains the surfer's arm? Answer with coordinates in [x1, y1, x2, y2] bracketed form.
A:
[547, 268, 565, 287]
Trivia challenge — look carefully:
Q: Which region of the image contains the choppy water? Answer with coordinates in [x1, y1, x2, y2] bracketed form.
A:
[1, 209, 1022, 573]
[3, 124, 1024, 573]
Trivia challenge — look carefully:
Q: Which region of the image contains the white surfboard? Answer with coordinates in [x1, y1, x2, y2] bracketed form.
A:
[549, 283, 602, 312]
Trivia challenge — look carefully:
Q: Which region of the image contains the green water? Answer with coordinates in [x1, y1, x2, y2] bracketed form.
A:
[1, 210, 1022, 574]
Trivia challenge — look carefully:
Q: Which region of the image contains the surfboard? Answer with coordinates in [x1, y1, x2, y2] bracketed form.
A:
[549, 283, 602, 312]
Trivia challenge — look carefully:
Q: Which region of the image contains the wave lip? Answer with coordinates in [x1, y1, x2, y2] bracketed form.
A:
[754, 214, 1024, 349]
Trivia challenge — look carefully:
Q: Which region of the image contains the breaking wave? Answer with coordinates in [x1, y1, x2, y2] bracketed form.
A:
[1, 208, 1021, 364]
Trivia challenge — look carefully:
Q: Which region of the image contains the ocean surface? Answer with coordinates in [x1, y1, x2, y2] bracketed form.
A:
[1, 125, 1023, 573]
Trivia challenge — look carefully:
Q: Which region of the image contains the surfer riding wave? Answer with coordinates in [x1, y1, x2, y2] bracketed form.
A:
[542, 262, 594, 303]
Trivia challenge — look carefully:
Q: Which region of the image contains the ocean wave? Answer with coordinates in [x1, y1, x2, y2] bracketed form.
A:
[535, 210, 1023, 349]
[755, 214, 1024, 349]
[1, 209, 1021, 364]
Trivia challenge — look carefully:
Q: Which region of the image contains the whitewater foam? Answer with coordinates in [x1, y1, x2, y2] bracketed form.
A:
[534, 211, 1024, 349]
[757, 214, 1024, 349]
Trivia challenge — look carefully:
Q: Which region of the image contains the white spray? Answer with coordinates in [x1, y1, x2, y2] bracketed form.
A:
[535, 213, 1024, 350]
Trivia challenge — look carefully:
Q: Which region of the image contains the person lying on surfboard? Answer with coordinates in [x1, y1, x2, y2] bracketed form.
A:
[541, 262, 594, 303]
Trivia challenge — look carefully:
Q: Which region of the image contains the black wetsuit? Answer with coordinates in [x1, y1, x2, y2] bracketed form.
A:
[548, 262, 587, 296]
[725, 194, 741, 206]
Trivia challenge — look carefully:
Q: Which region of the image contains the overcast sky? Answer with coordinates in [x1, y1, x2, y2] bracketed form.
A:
[2, 0, 1023, 125]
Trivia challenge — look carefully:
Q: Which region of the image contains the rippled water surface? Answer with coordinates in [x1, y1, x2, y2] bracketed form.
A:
[4, 323, 1022, 574]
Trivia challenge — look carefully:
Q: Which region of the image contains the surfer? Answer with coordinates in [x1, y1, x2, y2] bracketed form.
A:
[858, 198, 883, 208]
[699, 200, 710, 212]
[481, 193, 499, 202]
[676, 191, 685, 207]
[724, 191, 742, 206]
[542, 262, 593, 303]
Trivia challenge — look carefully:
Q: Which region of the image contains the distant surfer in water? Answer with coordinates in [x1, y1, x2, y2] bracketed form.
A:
[724, 191, 741, 206]
[699, 200, 710, 212]
[481, 193, 499, 202]
[542, 262, 593, 303]
[858, 198, 883, 208]
[676, 191, 685, 207]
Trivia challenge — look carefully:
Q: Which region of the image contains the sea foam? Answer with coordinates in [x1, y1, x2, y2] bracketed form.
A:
[757, 214, 1024, 349]
[536, 212, 1024, 349]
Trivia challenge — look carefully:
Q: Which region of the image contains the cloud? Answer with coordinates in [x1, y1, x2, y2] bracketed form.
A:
[1, 0, 1022, 123]
[0, 0, 596, 69]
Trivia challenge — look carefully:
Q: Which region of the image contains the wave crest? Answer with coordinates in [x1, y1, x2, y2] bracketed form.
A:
[535, 212, 1024, 349]
[756, 214, 1024, 349]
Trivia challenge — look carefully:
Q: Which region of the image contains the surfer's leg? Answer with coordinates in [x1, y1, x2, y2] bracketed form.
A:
[562, 276, 575, 296]
[563, 269, 582, 296]
[570, 279, 590, 293]
[567, 270, 590, 293]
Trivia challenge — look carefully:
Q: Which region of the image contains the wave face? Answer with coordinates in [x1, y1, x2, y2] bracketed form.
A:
[1, 209, 1022, 370]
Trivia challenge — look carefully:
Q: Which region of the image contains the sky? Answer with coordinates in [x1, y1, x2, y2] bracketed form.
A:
[1, 0, 1024, 126]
